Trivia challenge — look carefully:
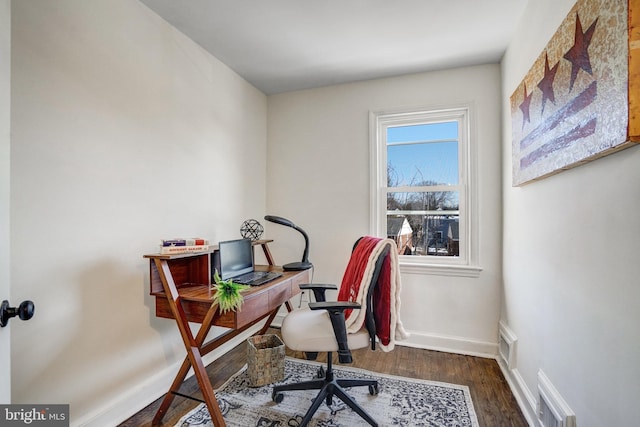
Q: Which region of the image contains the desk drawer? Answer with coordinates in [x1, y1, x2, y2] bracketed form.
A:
[215, 292, 269, 329]
[268, 279, 292, 311]
[155, 297, 209, 323]
[290, 269, 312, 293]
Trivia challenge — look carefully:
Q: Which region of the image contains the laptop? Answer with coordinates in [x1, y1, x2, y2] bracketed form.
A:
[217, 238, 282, 286]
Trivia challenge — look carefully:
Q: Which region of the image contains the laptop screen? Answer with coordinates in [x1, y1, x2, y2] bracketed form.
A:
[218, 238, 254, 280]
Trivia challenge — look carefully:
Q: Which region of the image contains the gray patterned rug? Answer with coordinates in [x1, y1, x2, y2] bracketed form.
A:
[176, 357, 479, 427]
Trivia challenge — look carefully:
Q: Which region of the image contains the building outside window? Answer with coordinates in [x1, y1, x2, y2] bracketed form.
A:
[370, 105, 479, 276]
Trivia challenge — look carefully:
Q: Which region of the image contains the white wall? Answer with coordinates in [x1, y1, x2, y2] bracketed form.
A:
[501, 0, 640, 425]
[11, 0, 267, 424]
[267, 64, 503, 356]
[0, 0, 11, 404]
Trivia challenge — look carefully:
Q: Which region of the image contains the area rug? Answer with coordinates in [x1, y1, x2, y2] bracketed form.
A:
[175, 357, 479, 427]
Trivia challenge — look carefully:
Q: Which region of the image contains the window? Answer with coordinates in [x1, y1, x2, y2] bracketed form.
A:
[370, 105, 480, 276]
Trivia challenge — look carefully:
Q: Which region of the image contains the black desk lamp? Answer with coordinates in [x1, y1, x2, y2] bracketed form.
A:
[264, 215, 313, 271]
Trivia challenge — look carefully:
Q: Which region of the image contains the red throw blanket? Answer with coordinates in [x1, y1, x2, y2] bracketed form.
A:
[337, 236, 398, 348]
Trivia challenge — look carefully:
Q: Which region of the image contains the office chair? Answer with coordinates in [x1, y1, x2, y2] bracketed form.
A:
[272, 236, 407, 427]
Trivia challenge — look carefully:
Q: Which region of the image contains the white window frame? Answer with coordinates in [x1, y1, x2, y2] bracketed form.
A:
[369, 104, 481, 277]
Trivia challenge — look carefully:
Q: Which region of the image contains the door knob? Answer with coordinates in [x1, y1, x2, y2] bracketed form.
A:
[0, 300, 35, 327]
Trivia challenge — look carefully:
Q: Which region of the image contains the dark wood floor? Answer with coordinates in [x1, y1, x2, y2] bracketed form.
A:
[119, 328, 527, 427]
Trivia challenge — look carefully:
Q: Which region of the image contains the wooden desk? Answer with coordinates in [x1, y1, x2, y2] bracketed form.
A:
[144, 246, 311, 426]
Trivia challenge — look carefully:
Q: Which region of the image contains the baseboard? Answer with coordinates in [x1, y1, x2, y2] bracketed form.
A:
[278, 316, 497, 358]
[273, 313, 286, 328]
[398, 329, 498, 358]
[73, 323, 265, 427]
[497, 359, 538, 426]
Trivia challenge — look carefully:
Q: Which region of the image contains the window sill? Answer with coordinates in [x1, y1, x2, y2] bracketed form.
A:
[399, 260, 483, 278]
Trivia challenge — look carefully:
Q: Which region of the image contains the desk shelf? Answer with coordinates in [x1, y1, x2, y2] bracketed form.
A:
[147, 251, 211, 294]
[144, 239, 275, 294]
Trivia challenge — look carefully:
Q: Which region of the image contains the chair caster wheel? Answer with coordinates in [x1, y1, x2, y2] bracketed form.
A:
[368, 383, 379, 395]
[272, 391, 284, 403]
[316, 367, 325, 378]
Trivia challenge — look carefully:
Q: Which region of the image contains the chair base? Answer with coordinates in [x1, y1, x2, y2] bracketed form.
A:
[272, 353, 379, 427]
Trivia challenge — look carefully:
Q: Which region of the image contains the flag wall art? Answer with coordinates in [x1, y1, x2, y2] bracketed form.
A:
[511, 0, 639, 186]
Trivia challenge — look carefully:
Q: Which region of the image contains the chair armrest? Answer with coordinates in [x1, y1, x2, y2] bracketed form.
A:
[299, 283, 337, 290]
[309, 301, 360, 311]
[308, 301, 361, 364]
[299, 283, 338, 302]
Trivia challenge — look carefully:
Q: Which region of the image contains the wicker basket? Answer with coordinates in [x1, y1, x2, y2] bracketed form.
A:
[246, 334, 285, 387]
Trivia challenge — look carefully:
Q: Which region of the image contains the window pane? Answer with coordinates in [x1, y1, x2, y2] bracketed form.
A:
[387, 122, 458, 143]
[386, 190, 459, 257]
[387, 121, 459, 187]
[387, 142, 458, 186]
[387, 191, 459, 211]
[387, 213, 460, 257]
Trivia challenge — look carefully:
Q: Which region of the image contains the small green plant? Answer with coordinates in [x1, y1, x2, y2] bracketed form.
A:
[211, 270, 250, 314]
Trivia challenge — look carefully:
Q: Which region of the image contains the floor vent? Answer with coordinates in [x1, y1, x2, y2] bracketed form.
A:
[537, 370, 576, 427]
[498, 321, 517, 369]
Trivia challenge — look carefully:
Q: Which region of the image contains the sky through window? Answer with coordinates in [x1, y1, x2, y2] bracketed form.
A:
[387, 122, 459, 186]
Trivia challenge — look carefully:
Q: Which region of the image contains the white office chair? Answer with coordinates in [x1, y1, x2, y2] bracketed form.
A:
[272, 237, 407, 427]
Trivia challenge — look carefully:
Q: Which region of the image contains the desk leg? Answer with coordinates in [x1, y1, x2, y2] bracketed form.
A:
[152, 310, 220, 425]
[187, 346, 226, 427]
[257, 307, 280, 336]
[152, 260, 227, 427]
[256, 301, 295, 336]
[152, 355, 192, 425]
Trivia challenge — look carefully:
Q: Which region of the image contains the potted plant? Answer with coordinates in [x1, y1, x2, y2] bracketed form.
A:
[211, 270, 250, 313]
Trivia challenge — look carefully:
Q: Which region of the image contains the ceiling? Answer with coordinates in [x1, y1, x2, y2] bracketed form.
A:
[140, 0, 528, 95]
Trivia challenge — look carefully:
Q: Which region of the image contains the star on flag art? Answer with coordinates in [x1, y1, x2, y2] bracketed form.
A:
[510, 0, 639, 186]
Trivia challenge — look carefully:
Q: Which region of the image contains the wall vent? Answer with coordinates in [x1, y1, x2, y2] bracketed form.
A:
[498, 321, 517, 370]
[537, 370, 576, 427]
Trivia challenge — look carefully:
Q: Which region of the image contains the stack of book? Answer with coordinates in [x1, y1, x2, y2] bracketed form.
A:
[160, 238, 211, 254]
